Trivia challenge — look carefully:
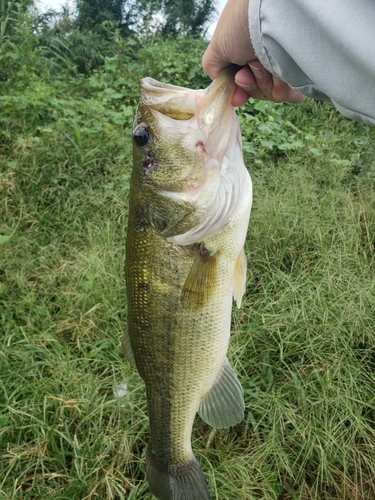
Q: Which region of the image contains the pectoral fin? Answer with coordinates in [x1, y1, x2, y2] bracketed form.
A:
[198, 358, 244, 429]
[121, 326, 136, 367]
[232, 248, 247, 308]
[181, 249, 218, 310]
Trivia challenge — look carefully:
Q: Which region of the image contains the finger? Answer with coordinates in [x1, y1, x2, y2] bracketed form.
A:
[272, 76, 307, 103]
[248, 60, 274, 99]
[235, 62, 307, 104]
[248, 60, 306, 103]
[232, 86, 251, 107]
[202, 45, 227, 80]
[234, 65, 271, 101]
[234, 65, 256, 87]
[202, 0, 255, 80]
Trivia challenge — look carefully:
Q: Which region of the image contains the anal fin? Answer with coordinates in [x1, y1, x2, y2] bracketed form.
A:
[121, 325, 136, 367]
[198, 358, 244, 429]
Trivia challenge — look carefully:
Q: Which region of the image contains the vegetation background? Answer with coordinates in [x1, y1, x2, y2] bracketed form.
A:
[1, 1, 375, 498]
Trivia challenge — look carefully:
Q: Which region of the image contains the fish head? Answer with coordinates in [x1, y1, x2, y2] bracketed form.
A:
[132, 67, 251, 244]
[132, 67, 238, 190]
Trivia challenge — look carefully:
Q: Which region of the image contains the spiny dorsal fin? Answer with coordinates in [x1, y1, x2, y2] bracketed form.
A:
[181, 248, 218, 310]
[232, 248, 247, 308]
[198, 358, 244, 429]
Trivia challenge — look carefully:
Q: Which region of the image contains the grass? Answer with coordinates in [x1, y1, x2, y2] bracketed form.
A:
[1, 47, 375, 498]
[236, 158, 375, 499]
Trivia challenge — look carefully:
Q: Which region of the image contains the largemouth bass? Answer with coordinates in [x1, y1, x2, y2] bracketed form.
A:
[124, 67, 252, 500]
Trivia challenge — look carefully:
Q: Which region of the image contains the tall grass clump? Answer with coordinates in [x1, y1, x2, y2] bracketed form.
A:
[1, 9, 375, 498]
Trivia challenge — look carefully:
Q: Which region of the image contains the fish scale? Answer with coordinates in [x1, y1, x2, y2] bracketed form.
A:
[124, 67, 252, 499]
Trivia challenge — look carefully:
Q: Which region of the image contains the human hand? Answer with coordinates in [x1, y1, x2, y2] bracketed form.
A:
[234, 61, 306, 106]
[202, 0, 306, 106]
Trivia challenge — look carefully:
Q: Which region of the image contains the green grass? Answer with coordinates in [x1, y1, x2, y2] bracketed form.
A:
[2, 37, 375, 499]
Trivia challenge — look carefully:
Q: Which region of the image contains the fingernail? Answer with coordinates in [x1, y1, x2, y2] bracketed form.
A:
[273, 76, 282, 85]
[249, 64, 263, 79]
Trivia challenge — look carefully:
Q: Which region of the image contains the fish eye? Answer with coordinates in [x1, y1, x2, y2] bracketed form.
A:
[134, 126, 151, 148]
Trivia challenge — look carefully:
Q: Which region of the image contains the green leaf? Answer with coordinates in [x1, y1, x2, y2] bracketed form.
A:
[309, 147, 324, 156]
[0, 235, 10, 246]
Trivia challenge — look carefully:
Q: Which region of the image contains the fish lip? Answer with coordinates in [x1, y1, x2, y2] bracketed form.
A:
[140, 78, 198, 120]
[139, 67, 238, 122]
[204, 66, 238, 97]
[141, 65, 238, 97]
[141, 78, 190, 93]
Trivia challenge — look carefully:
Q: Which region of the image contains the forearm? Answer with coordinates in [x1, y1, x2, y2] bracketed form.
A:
[250, 0, 375, 125]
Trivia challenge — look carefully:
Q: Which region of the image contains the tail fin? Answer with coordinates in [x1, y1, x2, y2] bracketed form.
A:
[146, 449, 211, 500]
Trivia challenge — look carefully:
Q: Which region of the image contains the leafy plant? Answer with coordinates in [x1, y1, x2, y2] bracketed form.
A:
[240, 100, 305, 162]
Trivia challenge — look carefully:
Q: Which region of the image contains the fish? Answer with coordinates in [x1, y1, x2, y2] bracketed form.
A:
[123, 67, 252, 500]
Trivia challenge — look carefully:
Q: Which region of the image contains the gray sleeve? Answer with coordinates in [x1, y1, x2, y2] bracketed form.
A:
[249, 0, 375, 125]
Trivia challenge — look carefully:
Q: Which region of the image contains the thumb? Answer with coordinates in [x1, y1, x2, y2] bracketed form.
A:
[202, 44, 228, 80]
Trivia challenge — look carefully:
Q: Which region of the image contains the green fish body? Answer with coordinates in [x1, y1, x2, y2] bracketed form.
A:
[124, 68, 252, 499]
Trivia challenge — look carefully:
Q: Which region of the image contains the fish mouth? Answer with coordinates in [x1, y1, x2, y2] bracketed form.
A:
[140, 66, 238, 123]
[140, 79, 197, 120]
